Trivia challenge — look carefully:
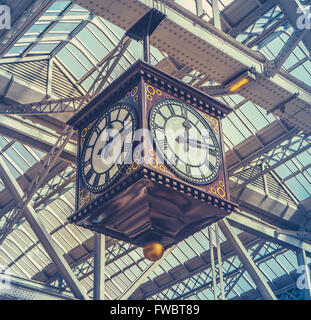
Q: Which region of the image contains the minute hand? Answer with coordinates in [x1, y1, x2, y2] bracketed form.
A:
[176, 136, 211, 149]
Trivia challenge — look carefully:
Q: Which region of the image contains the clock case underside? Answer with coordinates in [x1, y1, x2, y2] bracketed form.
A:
[67, 60, 237, 249]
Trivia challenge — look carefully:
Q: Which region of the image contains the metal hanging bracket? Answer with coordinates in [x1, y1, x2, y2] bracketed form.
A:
[266, 92, 300, 116]
[125, 8, 167, 63]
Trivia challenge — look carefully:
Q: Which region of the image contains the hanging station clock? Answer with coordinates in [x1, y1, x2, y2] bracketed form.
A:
[67, 60, 237, 252]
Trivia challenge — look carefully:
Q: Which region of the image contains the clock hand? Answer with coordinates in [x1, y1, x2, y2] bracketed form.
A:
[97, 125, 126, 156]
[182, 118, 192, 152]
[100, 132, 125, 161]
[176, 136, 211, 150]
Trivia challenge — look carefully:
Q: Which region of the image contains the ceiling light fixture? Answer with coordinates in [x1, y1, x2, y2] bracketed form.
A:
[225, 69, 256, 93]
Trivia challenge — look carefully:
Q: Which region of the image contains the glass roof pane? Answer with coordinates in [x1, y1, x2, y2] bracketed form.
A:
[49, 22, 81, 33]
[78, 25, 113, 58]
[57, 47, 88, 79]
[26, 23, 50, 35]
[48, 1, 72, 12]
[6, 45, 28, 56]
[285, 177, 310, 201]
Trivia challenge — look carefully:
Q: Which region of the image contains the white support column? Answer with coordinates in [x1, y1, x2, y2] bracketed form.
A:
[0, 156, 89, 300]
[195, 0, 204, 17]
[47, 57, 54, 98]
[297, 248, 311, 300]
[219, 218, 277, 300]
[208, 226, 218, 300]
[215, 223, 225, 300]
[211, 0, 221, 30]
[93, 233, 106, 300]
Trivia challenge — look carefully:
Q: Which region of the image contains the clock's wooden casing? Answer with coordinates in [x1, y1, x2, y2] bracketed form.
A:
[67, 60, 237, 249]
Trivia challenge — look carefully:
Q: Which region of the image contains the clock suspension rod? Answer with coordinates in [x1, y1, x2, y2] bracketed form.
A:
[125, 8, 167, 64]
[143, 34, 151, 64]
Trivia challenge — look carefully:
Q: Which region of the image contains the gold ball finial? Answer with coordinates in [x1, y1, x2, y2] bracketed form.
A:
[143, 241, 164, 261]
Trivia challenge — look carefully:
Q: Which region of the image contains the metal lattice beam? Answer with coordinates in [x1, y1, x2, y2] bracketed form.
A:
[228, 211, 311, 254]
[0, 156, 89, 300]
[118, 246, 175, 300]
[135, 237, 282, 300]
[265, 29, 308, 77]
[0, 0, 57, 58]
[230, 132, 311, 193]
[228, 127, 299, 175]
[0, 96, 85, 115]
[218, 219, 277, 300]
[48, 241, 137, 290]
[0, 124, 76, 247]
[277, 0, 311, 55]
[228, 0, 278, 38]
[0, 274, 75, 300]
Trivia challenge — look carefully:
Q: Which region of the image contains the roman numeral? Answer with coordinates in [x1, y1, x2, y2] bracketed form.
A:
[158, 110, 168, 121]
[199, 167, 206, 178]
[95, 126, 101, 135]
[85, 168, 93, 182]
[93, 174, 100, 187]
[158, 138, 168, 150]
[186, 165, 191, 176]
[105, 171, 110, 184]
[167, 104, 176, 115]
[123, 111, 130, 123]
[154, 124, 165, 133]
[170, 154, 178, 166]
[181, 107, 188, 118]
[208, 148, 218, 158]
[116, 108, 121, 120]
[84, 158, 91, 167]
[106, 112, 111, 123]
[208, 162, 216, 172]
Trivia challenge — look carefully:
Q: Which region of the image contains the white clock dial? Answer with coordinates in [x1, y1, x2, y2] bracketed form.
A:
[149, 99, 222, 185]
[79, 103, 137, 193]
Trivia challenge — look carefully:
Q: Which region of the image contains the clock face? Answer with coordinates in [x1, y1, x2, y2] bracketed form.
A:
[149, 99, 222, 185]
[80, 103, 137, 193]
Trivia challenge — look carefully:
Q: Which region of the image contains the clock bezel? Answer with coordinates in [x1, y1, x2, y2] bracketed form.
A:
[149, 98, 222, 186]
[79, 102, 138, 194]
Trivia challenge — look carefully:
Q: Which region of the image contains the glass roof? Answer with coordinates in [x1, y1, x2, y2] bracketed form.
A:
[0, 0, 310, 300]
[5, 2, 165, 92]
[232, 2, 311, 202]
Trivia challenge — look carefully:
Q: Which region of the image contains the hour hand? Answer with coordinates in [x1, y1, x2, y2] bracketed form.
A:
[97, 128, 126, 158]
[97, 136, 113, 156]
